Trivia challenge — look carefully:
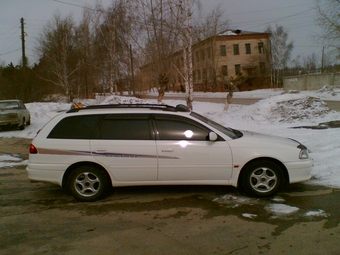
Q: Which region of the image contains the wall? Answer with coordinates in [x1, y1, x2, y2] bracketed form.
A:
[283, 73, 340, 90]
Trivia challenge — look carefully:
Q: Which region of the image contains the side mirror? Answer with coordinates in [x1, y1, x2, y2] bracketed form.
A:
[209, 132, 218, 141]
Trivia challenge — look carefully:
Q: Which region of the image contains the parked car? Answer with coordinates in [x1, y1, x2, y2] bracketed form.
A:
[26, 104, 313, 202]
[0, 100, 30, 130]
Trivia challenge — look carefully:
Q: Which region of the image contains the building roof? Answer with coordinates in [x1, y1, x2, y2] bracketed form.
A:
[217, 29, 268, 36]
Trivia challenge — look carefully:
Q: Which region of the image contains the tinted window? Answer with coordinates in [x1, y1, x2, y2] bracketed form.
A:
[95, 115, 151, 140]
[154, 115, 210, 141]
[48, 115, 103, 139]
[190, 112, 240, 139]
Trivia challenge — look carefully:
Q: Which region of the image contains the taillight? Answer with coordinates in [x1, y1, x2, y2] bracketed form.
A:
[29, 144, 38, 154]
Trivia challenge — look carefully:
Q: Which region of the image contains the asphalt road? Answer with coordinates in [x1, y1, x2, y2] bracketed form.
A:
[1, 138, 340, 255]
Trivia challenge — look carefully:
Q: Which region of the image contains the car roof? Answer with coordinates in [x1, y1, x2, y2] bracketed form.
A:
[66, 104, 191, 114]
[0, 99, 22, 103]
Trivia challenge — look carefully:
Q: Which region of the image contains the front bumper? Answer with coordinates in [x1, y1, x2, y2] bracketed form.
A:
[285, 158, 314, 183]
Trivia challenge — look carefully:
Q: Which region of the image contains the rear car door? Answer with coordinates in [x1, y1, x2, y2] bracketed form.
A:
[90, 114, 158, 182]
[153, 114, 233, 181]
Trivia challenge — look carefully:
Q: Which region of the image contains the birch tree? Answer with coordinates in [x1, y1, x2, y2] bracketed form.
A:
[266, 24, 293, 87]
[193, 4, 229, 93]
[36, 13, 80, 102]
[179, 0, 194, 109]
[75, 9, 94, 98]
[94, 0, 131, 95]
[315, 0, 340, 57]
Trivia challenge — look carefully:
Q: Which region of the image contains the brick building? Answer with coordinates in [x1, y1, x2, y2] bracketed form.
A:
[141, 29, 272, 92]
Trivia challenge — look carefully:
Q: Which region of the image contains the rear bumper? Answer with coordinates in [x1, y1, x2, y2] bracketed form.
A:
[0, 120, 20, 126]
[26, 163, 67, 186]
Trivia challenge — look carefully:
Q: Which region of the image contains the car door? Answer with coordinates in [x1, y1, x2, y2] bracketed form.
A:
[90, 114, 158, 182]
[153, 114, 233, 181]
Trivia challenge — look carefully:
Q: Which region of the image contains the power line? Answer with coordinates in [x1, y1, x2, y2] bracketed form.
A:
[0, 48, 21, 56]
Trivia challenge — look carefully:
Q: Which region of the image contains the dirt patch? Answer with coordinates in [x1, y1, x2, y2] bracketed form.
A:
[0, 138, 31, 157]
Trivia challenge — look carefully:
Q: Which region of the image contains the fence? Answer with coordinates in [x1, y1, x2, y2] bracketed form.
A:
[283, 73, 340, 91]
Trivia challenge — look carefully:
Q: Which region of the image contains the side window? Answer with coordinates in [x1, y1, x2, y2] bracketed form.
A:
[96, 115, 151, 140]
[245, 43, 251, 54]
[233, 44, 239, 55]
[258, 42, 264, 53]
[220, 45, 226, 56]
[221, 65, 228, 76]
[235, 64, 241, 75]
[154, 115, 210, 141]
[48, 115, 103, 139]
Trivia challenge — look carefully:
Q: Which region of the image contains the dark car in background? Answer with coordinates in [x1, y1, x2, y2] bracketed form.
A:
[0, 100, 30, 130]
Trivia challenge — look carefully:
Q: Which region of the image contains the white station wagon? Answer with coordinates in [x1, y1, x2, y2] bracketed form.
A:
[27, 104, 313, 201]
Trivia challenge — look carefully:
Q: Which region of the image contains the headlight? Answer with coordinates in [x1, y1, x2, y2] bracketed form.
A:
[297, 144, 309, 159]
[299, 149, 309, 159]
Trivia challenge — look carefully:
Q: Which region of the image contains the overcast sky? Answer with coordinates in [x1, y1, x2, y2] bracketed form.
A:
[0, 0, 323, 66]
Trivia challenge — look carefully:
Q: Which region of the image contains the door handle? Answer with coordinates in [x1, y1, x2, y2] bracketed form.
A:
[162, 149, 173, 152]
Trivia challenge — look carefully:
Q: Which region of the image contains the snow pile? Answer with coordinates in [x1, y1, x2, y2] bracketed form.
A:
[271, 95, 330, 123]
[318, 85, 340, 97]
[101, 95, 149, 105]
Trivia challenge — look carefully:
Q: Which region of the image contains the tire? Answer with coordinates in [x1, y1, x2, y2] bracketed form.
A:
[19, 118, 25, 130]
[242, 160, 283, 197]
[67, 165, 109, 202]
[26, 116, 31, 125]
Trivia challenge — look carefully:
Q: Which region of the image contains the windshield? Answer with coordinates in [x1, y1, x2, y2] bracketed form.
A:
[190, 111, 243, 139]
[0, 101, 19, 110]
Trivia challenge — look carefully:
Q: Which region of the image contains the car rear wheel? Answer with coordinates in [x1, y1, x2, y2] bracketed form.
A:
[242, 160, 282, 197]
[67, 166, 109, 202]
[19, 118, 25, 130]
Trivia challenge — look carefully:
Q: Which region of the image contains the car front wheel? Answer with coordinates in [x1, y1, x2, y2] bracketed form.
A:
[242, 160, 283, 197]
[67, 166, 109, 202]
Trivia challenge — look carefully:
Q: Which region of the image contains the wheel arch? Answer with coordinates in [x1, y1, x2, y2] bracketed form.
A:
[237, 157, 289, 188]
[62, 161, 112, 188]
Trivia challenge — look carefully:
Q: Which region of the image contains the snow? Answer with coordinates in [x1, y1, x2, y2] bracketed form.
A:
[266, 203, 300, 216]
[0, 87, 339, 217]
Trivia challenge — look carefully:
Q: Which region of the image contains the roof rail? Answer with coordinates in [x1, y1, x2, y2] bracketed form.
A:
[67, 104, 190, 113]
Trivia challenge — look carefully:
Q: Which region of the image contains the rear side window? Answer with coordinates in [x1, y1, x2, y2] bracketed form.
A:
[48, 115, 103, 139]
[94, 114, 151, 140]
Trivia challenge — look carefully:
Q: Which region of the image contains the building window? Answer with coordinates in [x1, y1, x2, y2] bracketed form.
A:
[176, 58, 180, 68]
[220, 45, 226, 56]
[258, 42, 264, 53]
[221, 65, 228, 76]
[260, 62, 266, 72]
[233, 44, 239, 55]
[207, 47, 212, 59]
[245, 43, 251, 54]
[209, 67, 214, 78]
[201, 49, 205, 60]
[235, 64, 241, 75]
[196, 51, 199, 62]
[197, 70, 201, 81]
[202, 68, 207, 81]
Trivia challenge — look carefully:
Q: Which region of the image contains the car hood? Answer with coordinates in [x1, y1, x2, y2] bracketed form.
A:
[233, 130, 302, 149]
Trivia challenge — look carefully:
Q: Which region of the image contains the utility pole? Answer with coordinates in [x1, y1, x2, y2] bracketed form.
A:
[20, 17, 27, 68]
[130, 44, 135, 96]
[321, 46, 324, 73]
[179, 0, 193, 110]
